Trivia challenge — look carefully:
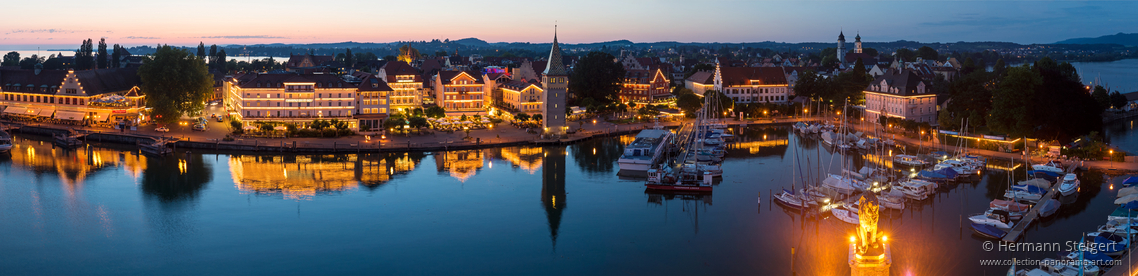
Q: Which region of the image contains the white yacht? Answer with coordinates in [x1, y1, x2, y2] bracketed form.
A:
[892, 154, 927, 167]
[1058, 173, 1080, 196]
[617, 129, 673, 171]
[968, 210, 1014, 229]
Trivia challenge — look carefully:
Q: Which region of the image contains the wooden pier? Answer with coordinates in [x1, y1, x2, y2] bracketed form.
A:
[1001, 162, 1079, 242]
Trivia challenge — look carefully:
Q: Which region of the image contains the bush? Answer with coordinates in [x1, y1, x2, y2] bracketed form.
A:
[361, 125, 372, 132]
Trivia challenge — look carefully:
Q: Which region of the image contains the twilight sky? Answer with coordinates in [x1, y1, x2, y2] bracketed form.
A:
[1, 0, 1135, 48]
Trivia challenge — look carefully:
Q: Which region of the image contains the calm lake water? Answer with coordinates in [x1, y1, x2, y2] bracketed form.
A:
[1071, 59, 1138, 93]
[1, 124, 1135, 275]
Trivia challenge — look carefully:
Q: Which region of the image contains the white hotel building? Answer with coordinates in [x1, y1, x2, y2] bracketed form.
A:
[225, 73, 387, 129]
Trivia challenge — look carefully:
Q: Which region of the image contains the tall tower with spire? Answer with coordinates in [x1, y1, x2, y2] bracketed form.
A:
[855, 32, 863, 54]
[542, 26, 568, 136]
[838, 31, 847, 59]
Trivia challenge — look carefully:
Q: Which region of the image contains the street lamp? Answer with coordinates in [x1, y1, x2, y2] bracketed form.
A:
[1111, 149, 1114, 169]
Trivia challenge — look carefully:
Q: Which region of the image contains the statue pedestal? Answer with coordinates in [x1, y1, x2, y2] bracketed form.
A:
[849, 243, 891, 276]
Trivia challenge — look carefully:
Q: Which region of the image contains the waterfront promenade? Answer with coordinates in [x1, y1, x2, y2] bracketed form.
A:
[0, 113, 816, 153]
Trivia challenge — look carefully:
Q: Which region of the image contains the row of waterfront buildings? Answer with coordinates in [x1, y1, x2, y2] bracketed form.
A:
[0, 31, 949, 132]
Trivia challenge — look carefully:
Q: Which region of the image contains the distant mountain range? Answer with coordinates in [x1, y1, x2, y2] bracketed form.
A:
[1057, 32, 1138, 46]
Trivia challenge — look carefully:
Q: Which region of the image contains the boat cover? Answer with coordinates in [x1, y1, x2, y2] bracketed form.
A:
[1119, 187, 1138, 198]
[1019, 179, 1051, 189]
[1114, 194, 1138, 204]
[1125, 177, 1138, 186]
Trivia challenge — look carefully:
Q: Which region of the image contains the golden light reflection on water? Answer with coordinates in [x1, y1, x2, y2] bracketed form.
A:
[228, 154, 420, 200]
[434, 150, 484, 182]
[497, 146, 544, 174]
[7, 137, 147, 187]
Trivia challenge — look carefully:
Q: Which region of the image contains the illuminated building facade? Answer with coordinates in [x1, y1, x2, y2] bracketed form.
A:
[378, 61, 424, 112]
[432, 71, 486, 114]
[0, 68, 145, 123]
[863, 70, 937, 124]
[500, 80, 544, 114]
[712, 63, 792, 104]
[226, 73, 367, 129]
[618, 55, 671, 104]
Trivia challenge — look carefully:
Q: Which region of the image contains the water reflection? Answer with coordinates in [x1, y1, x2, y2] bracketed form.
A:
[434, 150, 484, 182]
[492, 146, 544, 174]
[4, 136, 147, 186]
[570, 137, 623, 174]
[142, 153, 212, 202]
[542, 146, 566, 249]
[357, 152, 426, 189]
[726, 126, 789, 157]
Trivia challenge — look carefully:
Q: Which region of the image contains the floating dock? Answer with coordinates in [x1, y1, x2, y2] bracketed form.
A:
[1002, 162, 1079, 242]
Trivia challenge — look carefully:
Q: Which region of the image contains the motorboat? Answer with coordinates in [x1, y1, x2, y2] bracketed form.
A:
[1038, 199, 1060, 218]
[879, 190, 906, 210]
[831, 205, 860, 224]
[1058, 173, 1080, 196]
[892, 154, 927, 167]
[618, 129, 673, 172]
[1004, 185, 1046, 202]
[1097, 219, 1138, 237]
[895, 179, 936, 200]
[1033, 160, 1066, 174]
[1040, 257, 1101, 276]
[969, 209, 1014, 229]
[971, 222, 1006, 239]
[773, 189, 806, 209]
[140, 140, 173, 156]
[1087, 232, 1128, 256]
[0, 128, 12, 153]
[1060, 250, 1112, 273]
[53, 133, 83, 148]
[645, 168, 713, 192]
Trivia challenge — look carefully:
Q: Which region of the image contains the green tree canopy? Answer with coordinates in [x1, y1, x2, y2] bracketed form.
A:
[863, 48, 878, 57]
[917, 46, 938, 61]
[2, 51, 18, 66]
[1111, 91, 1128, 110]
[1092, 85, 1110, 110]
[97, 38, 108, 69]
[569, 51, 625, 104]
[138, 46, 214, 124]
[895, 48, 917, 62]
[989, 66, 1040, 137]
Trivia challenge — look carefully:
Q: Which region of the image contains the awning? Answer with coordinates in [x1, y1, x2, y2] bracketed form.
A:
[23, 107, 39, 116]
[37, 107, 56, 117]
[55, 110, 86, 121]
[92, 111, 112, 122]
[3, 106, 26, 115]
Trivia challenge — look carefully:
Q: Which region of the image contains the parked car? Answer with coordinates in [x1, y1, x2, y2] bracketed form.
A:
[216, 116, 224, 122]
[155, 127, 170, 133]
[192, 124, 207, 131]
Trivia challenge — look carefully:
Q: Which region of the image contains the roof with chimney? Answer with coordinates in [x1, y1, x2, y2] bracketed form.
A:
[865, 70, 927, 96]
